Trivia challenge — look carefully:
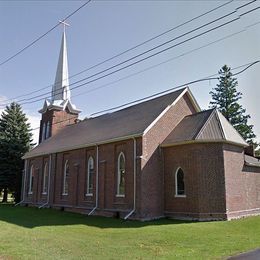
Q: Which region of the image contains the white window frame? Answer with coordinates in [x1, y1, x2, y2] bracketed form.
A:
[28, 165, 34, 194]
[62, 160, 69, 196]
[42, 162, 48, 195]
[175, 167, 186, 198]
[116, 152, 125, 197]
[86, 156, 94, 196]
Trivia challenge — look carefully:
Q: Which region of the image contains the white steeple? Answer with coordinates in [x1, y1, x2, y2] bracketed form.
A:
[52, 29, 71, 101]
[39, 22, 80, 115]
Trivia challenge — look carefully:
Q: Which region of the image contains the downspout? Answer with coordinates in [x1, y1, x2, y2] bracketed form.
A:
[124, 137, 137, 220]
[15, 159, 28, 206]
[39, 154, 52, 209]
[88, 145, 99, 215]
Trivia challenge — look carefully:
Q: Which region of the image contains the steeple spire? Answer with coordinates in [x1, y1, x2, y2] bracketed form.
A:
[39, 21, 81, 115]
[38, 21, 81, 143]
[52, 21, 70, 101]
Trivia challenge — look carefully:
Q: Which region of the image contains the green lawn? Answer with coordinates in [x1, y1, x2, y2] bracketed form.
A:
[0, 205, 259, 259]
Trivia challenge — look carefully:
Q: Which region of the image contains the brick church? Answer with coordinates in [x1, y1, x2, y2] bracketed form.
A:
[22, 30, 260, 221]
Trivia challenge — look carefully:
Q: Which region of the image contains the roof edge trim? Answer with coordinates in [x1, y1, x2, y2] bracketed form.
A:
[143, 87, 200, 136]
[38, 100, 81, 114]
[23, 133, 143, 159]
[161, 139, 249, 148]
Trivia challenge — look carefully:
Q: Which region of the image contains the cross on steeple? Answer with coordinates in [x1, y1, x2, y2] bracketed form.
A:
[59, 20, 70, 32]
[38, 19, 81, 143]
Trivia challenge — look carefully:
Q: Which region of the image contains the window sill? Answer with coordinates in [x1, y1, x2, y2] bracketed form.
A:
[85, 193, 93, 197]
[116, 194, 125, 198]
[42, 192, 47, 195]
[174, 194, 186, 198]
[62, 193, 68, 196]
[28, 192, 33, 195]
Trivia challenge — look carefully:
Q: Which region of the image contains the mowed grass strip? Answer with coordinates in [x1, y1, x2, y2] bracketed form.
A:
[0, 205, 259, 260]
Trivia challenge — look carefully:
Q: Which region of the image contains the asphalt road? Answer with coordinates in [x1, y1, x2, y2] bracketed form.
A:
[228, 249, 260, 260]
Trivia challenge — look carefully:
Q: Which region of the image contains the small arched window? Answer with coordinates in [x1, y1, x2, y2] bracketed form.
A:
[117, 152, 125, 196]
[45, 121, 50, 139]
[28, 165, 34, 194]
[42, 162, 48, 194]
[86, 156, 94, 195]
[62, 160, 69, 195]
[175, 168, 185, 197]
[42, 122, 46, 141]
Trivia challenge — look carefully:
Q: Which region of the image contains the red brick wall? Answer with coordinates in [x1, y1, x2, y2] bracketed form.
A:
[163, 143, 227, 220]
[139, 93, 197, 219]
[223, 144, 260, 219]
[39, 108, 78, 143]
[24, 138, 142, 217]
[24, 156, 49, 205]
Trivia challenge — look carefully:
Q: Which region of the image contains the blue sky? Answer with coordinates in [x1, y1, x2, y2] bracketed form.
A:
[0, 0, 259, 143]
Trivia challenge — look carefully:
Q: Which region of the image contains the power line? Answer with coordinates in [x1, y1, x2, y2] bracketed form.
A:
[2, 1, 259, 108]
[18, 5, 260, 107]
[27, 27, 260, 111]
[2, 2, 258, 108]
[70, 27, 260, 100]
[0, 0, 92, 67]
[90, 60, 260, 116]
[30, 59, 260, 131]
[1, 0, 235, 102]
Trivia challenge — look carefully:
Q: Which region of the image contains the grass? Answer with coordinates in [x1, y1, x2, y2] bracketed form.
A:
[0, 205, 259, 259]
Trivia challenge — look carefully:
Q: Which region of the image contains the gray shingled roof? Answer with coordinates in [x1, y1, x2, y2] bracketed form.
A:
[24, 88, 186, 159]
[162, 109, 248, 147]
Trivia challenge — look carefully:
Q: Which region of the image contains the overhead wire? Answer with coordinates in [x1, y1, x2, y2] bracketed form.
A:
[91, 60, 260, 116]
[70, 24, 260, 100]
[0, 0, 92, 67]
[2, 1, 259, 108]
[13, 4, 260, 107]
[29, 59, 260, 131]
[1, 0, 234, 103]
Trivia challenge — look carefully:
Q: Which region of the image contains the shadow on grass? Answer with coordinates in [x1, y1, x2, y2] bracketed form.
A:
[0, 204, 192, 229]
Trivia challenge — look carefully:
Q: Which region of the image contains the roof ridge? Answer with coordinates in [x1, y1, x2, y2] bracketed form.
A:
[215, 110, 226, 140]
[194, 108, 217, 140]
[216, 110, 247, 144]
[87, 87, 187, 120]
[183, 108, 215, 119]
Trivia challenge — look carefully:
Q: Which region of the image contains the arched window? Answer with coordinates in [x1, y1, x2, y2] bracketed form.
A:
[86, 156, 94, 195]
[45, 121, 50, 139]
[42, 162, 48, 194]
[62, 160, 69, 195]
[42, 122, 46, 141]
[175, 168, 185, 197]
[28, 165, 34, 194]
[117, 152, 125, 196]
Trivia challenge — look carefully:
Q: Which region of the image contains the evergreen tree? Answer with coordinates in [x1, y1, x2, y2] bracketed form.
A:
[210, 65, 256, 143]
[0, 102, 33, 203]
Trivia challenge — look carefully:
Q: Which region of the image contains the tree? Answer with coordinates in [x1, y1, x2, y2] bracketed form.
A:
[209, 65, 256, 144]
[0, 102, 33, 203]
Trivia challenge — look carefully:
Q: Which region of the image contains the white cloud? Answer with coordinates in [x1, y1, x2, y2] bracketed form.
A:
[27, 114, 40, 145]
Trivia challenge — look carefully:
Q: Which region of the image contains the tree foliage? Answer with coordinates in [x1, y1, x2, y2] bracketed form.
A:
[210, 65, 256, 144]
[0, 102, 33, 203]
